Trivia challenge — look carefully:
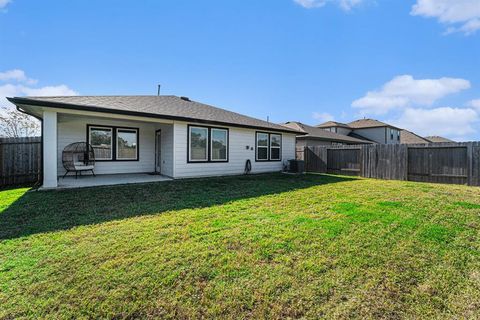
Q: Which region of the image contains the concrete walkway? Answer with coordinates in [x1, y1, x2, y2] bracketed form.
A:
[56, 173, 172, 189]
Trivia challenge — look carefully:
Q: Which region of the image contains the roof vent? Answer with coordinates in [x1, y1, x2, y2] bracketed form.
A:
[180, 96, 191, 102]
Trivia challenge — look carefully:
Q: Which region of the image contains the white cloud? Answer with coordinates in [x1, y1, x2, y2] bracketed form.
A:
[312, 112, 335, 122]
[0, 69, 37, 85]
[390, 107, 478, 139]
[468, 99, 480, 111]
[0, 0, 11, 9]
[294, 0, 364, 11]
[351, 75, 471, 115]
[411, 0, 480, 35]
[0, 69, 78, 107]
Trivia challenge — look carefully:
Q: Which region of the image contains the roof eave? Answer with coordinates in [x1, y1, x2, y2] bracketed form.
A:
[7, 97, 303, 134]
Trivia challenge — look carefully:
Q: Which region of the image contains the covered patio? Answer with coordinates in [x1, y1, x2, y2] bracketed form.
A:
[55, 173, 172, 189]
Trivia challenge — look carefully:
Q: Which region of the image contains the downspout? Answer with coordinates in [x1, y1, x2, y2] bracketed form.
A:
[16, 106, 44, 187]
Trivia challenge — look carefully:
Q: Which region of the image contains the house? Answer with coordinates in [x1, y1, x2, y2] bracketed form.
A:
[425, 136, 455, 143]
[318, 119, 402, 144]
[314, 121, 353, 136]
[282, 121, 372, 147]
[315, 118, 453, 145]
[7, 95, 302, 188]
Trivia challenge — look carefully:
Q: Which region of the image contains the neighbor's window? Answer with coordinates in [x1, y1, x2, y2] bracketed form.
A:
[256, 132, 269, 161]
[270, 134, 281, 160]
[211, 128, 228, 161]
[89, 126, 113, 160]
[116, 128, 138, 160]
[390, 129, 394, 140]
[397, 130, 400, 141]
[189, 126, 208, 161]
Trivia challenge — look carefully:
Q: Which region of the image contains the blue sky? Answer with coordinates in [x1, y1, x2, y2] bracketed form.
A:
[1, 0, 479, 140]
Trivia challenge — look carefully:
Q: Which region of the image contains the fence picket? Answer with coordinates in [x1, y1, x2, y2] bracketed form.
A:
[0, 137, 41, 186]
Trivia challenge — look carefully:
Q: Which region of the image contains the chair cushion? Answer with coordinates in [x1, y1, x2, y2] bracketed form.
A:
[74, 162, 94, 170]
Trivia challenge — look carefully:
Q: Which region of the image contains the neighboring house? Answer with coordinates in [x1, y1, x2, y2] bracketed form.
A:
[282, 121, 372, 147]
[315, 121, 353, 136]
[425, 136, 455, 143]
[315, 118, 451, 145]
[7, 95, 302, 188]
[344, 119, 401, 144]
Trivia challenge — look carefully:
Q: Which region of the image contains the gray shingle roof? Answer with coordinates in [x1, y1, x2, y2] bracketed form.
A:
[316, 121, 351, 128]
[282, 122, 372, 144]
[400, 130, 431, 144]
[425, 136, 454, 143]
[347, 118, 401, 130]
[8, 95, 301, 134]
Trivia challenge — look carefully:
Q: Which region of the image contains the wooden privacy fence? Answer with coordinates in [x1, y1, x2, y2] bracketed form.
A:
[0, 137, 41, 186]
[303, 142, 480, 186]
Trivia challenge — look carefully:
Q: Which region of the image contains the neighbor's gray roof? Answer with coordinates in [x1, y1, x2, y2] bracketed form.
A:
[400, 130, 431, 144]
[282, 122, 372, 144]
[8, 95, 302, 134]
[424, 136, 454, 143]
[315, 121, 351, 128]
[347, 118, 401, 130]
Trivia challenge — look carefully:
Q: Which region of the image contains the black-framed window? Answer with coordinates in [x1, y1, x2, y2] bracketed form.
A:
[211, 128, 228, 161]
[270, 134, 281, 160]
[188, 125, 229, 163]
[189, 126, 208, 162]
[116, 128, 138, 160]
[256, 132, 282, 162]
[89, 126, 113, 160]
[256, 132, 269, 161]
[87, 125, 139, 161]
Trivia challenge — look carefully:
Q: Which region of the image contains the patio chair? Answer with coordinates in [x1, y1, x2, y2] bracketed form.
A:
[62, 142, 96, 178]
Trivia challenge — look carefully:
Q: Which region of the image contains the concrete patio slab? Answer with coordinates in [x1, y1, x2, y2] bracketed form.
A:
[55, 173, 172, 189]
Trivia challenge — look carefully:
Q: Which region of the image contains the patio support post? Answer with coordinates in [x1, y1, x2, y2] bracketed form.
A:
[43, 110, 58, 188]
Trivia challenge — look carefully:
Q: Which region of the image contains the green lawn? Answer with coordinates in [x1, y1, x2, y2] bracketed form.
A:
[1, 174, 480, 319]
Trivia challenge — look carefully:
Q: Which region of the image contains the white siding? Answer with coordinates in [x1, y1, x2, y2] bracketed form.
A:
[173, 121, 296, 178]
[57, 114, 174, 176]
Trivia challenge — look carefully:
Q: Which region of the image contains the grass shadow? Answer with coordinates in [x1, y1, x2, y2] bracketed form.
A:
[0, 173, 357, 240]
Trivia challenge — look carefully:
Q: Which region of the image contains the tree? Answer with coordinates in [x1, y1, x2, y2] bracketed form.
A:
[0, 107, 40, 138]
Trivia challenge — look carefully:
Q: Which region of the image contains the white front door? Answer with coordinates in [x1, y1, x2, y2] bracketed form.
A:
[155, 130, 161, 173]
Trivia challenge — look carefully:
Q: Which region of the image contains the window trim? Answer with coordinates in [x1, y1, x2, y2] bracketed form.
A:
[86, 124, 140, 162]
[255, 131, 282, 162]
[116, 127, 139, 160]
[187, 124, 229, 163]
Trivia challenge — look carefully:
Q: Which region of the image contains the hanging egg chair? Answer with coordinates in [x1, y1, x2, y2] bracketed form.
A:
[62, 142, 96, 178]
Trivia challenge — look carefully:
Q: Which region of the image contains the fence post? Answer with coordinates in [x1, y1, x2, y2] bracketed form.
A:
[467, 142, 473, 186]
[304, 146, 308, 171]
